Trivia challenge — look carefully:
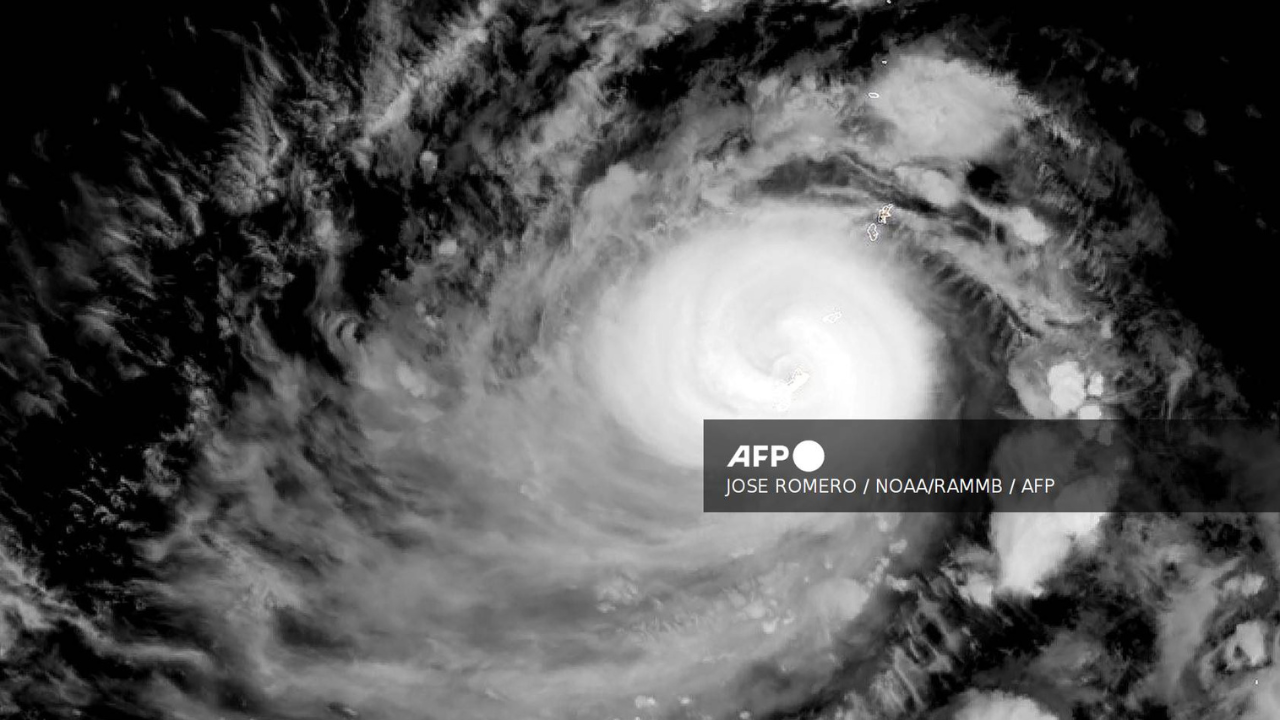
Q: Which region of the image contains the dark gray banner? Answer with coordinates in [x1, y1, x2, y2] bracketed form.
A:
[703, 419, 1280, 512]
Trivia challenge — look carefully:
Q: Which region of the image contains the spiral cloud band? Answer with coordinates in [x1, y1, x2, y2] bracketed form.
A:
[137, 42, 1048, 720]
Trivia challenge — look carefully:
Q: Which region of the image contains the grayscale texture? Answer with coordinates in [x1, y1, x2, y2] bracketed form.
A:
[0, 1, 1277, 719]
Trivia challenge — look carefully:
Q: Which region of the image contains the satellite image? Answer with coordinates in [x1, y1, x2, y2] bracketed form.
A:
[1, 1, 1277, 719]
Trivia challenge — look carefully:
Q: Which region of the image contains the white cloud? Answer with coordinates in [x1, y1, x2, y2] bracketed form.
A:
[954, 691, 1058, 720]
[991, 511, 1105, 597]
[867, 55, 1033, 161]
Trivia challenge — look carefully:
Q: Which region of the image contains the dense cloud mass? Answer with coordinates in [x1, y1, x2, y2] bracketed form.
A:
[1, 1, 1279, 719]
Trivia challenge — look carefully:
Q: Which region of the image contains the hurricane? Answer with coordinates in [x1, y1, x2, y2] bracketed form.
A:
[2, 1, 1278, 720]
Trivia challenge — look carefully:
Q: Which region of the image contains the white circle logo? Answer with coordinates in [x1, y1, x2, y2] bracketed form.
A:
[793, 440, 825, 472]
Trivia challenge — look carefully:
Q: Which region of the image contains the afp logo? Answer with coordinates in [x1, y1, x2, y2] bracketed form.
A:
[726, 440, 825, 473]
